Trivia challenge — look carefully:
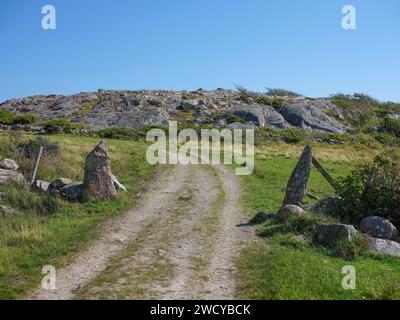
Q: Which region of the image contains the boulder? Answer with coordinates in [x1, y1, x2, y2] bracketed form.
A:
[49, 178, 73, 190]
[388, 114, 400, 121]
[32, 180, 50, 194]
[282, 145, 312, 206]
[61, 182, 83, 201]
[178, 99, 200, 111]
[279, 102, 347, 133]
[82, 140, 117, 200]
[112, 175, 127, 192]
[214, 119, 227, 127]
[360, 216, 398, 240]
[250, 211, 270, 224]
[277, 205, 305, 222]
[0, 169, 25, 186]
[226, 121, 258, 130]
[0, 159, 19, 171]
[363, 235, 400, 257]
[233, 104, 289, 130]
[315, 224, 357, 245]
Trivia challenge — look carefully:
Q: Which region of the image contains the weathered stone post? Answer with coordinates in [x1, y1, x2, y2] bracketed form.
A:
[282, 145, 312, 206]
[82, 140, 117, 200]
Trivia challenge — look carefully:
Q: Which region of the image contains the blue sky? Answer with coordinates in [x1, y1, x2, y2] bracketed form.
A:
[0, 0, 399, 102]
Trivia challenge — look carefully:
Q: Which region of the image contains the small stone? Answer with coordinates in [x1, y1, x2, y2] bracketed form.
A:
[60, 182, 83, 202]
[49, 178, 73, 190]
[277, 205, 305, 222]
[0, 169, 25, 186]
[0, 159, 19, 171]
[32, 180, 50, 194]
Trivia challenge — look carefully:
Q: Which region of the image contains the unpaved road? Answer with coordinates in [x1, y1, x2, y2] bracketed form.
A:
[28, 163, 254, 300]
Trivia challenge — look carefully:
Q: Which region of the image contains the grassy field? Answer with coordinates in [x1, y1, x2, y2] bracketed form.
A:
[0, 133, 155, 299]
[237, 141, 400, 300]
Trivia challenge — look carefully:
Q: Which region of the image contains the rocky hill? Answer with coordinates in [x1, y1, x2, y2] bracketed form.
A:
[0, 88, 398, 135]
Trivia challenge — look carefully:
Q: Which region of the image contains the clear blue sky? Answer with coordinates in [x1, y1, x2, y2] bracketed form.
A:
[0, 0, 399, 102]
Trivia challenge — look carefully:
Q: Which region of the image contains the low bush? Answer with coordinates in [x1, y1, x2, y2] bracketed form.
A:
[330, 154, 400, 227]
[265, 87, 302, 97]
[18, 136, 61, 159]
[379, 117, 400, 138]
[43, 118, 86, 134]
[96, 127, 141, 140]
[0, 109, 36, 125]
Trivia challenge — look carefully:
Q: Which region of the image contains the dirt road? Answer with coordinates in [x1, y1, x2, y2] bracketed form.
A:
[28, 163, 253, 300]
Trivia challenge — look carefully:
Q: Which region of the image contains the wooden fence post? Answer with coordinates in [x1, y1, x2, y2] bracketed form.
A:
[29, 146, 44, 191]
[312, 156, 337, 190]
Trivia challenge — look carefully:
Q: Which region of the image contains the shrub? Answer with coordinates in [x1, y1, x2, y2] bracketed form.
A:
[265, 87, 302, 97]
[224, 113, 244, 124]
[280, 128, 311, 144]
[96, 127, 141, 140]
[235, 85, 286, 107]
[43, 118, 86, 134]
[330, 93, 381, 127]
[330, 154, 400, 227]
[379, 117, 400, 138]
[18, 136, 61, 159]
[0, 109, 36, 125]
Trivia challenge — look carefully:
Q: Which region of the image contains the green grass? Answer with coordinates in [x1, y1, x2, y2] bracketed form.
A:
[0, 133, 156, 299]
[237, 146, 400, 300]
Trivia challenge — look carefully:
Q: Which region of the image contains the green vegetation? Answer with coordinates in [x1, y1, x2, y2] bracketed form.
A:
[0, 109, 36, 126]
[265, 87, 302, 98]
[237, 144, 400, 299]
[72, 100, 100, 117]
[379, 117, 400, 138]
[331, 93, 400, 131]
[96, 127, 142, 140]
[42, 118, 87, 134]
[236, 85, 286, 108]
[332, 153, 400, 226]
[0, 133, 156, 299]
